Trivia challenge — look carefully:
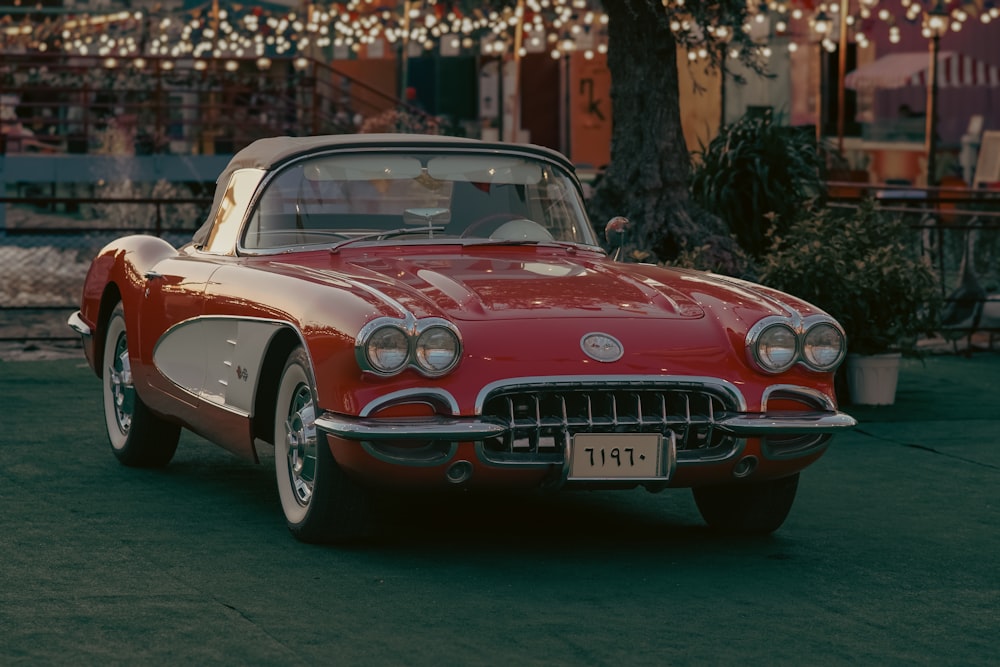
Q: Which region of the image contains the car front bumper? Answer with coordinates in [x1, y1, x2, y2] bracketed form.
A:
[315, 409, 857, 442]
[316, 408, 856, 484]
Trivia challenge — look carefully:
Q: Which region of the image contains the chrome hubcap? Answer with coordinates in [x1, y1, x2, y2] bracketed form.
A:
[285, 384, 317, 506]
[108, 333, 134, 434]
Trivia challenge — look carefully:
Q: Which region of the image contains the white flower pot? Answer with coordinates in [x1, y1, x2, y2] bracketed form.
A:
[846, 352, 902, 406]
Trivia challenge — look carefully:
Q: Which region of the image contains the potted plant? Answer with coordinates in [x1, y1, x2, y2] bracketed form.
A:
[690, 110, 826, 259]
[759, 197, 939, 405]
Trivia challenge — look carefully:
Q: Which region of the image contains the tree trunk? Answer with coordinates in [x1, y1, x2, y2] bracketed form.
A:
[590, 0, 729, 261]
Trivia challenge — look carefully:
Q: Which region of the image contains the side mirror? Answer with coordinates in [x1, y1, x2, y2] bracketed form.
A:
[604, 216, 629, 261]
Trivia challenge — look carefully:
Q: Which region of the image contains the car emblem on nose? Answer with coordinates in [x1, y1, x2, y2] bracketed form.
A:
[581, 333, 624, 362]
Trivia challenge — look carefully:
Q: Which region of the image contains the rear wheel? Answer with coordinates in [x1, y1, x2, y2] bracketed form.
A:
[274, 348, 370, 543]
[692, 473, 800, 535]
[102, 303, 180, 467]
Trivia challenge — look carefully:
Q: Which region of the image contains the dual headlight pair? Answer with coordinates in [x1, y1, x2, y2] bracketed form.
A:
[356, 317, 462, 377]
[746, 315, 847, 374]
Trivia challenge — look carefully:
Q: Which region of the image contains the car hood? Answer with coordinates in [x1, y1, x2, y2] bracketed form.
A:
[277, 246, 795, 323]
[321, 248, 702, 321]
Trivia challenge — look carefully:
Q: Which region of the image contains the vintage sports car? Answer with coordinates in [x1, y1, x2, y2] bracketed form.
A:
[69, 134, 856, 543]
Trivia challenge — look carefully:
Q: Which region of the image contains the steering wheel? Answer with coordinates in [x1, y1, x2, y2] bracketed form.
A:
[460, 213, 525, 238]
[489, 219, 554, 242]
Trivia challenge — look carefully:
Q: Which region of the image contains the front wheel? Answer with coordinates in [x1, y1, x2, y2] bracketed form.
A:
[102, 303, 180, 467]
[692, 473, 800, 535]
[274, 348, 371, 543]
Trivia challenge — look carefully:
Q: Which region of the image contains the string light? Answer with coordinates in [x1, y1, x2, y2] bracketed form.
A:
[780, 1, 987, 55]
[1, 0, 615, 61]
[2, 0, 988, 72]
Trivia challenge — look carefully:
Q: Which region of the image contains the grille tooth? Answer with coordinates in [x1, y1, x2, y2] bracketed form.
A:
[682, 393, 693, 448]
[480, 385, 739, 460]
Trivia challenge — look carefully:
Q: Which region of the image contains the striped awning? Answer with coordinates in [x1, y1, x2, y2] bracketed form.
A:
[844, 51, 1000, 90]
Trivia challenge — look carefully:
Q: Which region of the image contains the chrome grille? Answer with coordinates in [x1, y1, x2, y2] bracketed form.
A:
[479, 384, 741, 462]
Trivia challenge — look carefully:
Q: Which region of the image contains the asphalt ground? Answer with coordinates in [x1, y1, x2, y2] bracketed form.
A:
[1, 352, 997, 666]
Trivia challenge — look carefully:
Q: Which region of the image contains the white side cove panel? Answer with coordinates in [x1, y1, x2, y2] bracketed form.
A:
[154, 317, 285, 415]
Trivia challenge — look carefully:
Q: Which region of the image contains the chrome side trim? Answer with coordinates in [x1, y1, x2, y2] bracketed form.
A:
[152, 314, 311, 417]
[473, 375, 749, 414]
[67, 311, 92, 338]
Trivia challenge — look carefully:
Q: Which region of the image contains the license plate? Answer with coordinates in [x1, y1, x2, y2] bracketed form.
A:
[568, 432, 672, 481]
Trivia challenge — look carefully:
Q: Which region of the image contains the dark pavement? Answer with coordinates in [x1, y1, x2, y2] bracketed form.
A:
[0, 352, 997, 665]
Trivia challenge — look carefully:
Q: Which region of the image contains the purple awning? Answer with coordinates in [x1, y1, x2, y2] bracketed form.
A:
[845, 51, 1000, 90]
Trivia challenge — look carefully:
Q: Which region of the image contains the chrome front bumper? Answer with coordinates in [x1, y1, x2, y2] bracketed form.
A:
[315, 409, 857, 442]
[316, 408, 856, 474]
[67, 311, 93, 338]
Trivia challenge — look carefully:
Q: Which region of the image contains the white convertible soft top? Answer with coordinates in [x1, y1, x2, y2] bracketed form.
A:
[191, 133, 574, 247]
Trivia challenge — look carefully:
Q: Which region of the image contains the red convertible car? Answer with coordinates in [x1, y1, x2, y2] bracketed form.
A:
[69, 134, 856, 543]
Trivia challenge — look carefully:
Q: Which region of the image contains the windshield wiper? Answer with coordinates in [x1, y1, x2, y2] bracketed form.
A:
[463, 238, 590, 252]
[329, 226, 447, 253]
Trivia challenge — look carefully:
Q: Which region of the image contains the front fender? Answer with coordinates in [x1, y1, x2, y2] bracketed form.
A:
[78, 235, 180, 375]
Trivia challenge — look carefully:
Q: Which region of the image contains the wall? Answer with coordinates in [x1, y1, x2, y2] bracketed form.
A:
[723, 38, 795, 127]
[678, 50, 723, 154]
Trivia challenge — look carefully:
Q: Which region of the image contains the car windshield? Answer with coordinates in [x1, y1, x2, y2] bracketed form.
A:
[240, 151, 598, 251]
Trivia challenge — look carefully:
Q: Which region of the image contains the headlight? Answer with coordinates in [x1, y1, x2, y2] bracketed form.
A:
[365, 325, 409, 374]
[802, 322, 846, 371]
[752, 322, 798, 373]
[357, 317, 462, 377]
[414, 326, 460, 375]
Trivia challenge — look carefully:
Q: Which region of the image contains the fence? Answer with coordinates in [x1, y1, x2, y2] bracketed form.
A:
[0, 190, 211, 341]
[1, 53, 419, 157]
[829, 183, 1000, 351]
[1, 186, 999, 346]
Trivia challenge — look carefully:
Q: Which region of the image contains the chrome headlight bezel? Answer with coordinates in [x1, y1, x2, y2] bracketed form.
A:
[362, 323, 410, 375]
[801, 320, 847, 371]
[747, 319, 799, 374]
[746, 314, 846, 374]
[356, 317, 462, 378]
[414, 324, 461, 375]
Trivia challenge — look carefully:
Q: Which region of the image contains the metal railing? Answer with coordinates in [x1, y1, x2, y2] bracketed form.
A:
[0, 191, 211, 341]
[828, 182, 1000, 348]
[1, 52, 427, 157]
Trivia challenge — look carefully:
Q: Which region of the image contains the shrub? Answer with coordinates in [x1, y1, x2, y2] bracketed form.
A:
[759, 197, 939, 355]
[690, 110, 825, 258]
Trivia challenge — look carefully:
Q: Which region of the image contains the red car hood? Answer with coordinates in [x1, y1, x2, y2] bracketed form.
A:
[296, 246, 770, 322]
